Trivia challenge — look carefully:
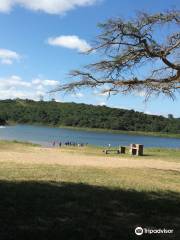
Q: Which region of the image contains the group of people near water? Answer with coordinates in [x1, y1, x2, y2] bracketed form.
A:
[52, 141, 88, 147]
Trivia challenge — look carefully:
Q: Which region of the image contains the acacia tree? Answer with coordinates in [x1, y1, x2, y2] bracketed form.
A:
[54, 11, 180, 98]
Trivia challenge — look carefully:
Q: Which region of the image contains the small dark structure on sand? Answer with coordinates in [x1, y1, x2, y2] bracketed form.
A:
[129, 144, 144, 156]
[104, 146, 126, 155]
[103, 144, 144, 156]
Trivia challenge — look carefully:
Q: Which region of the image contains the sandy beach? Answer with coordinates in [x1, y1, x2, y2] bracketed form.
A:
[0, 146, 180, 172]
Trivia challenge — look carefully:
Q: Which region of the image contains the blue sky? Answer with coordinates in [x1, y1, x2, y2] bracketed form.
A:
[0, 0, 179, 117]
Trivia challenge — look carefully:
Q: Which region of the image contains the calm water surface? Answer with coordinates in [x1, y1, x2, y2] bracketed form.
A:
[0, 124, 180, 148]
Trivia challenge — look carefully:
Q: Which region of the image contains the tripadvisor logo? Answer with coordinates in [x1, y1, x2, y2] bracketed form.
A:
[135, 226, 174, 236]
[135, 227, 143, 235]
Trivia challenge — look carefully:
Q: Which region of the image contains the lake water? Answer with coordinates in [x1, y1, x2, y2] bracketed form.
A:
[0, 124, 180, 148]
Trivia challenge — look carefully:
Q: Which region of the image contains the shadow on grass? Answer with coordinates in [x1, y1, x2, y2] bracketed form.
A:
[141, 154, 153, 157]
[0, 181, 179, 240]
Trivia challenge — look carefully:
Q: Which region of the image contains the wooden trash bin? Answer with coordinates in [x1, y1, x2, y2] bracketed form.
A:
[130, 144, 143, 156]
[119, 146, 126, 154]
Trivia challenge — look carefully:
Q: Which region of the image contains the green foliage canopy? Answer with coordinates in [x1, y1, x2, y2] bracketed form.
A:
[0, 99, 179, 134]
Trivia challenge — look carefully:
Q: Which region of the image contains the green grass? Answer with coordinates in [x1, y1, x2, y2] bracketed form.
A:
[58, 144, 180, 162]
[144, 147, 180, 161]
[0, 164, 180, 240]
[0, 162, 180, 191]
[0, 139, 39, 146]
[0, 140, 180, 162]
[0, 140, 40, 151]
[0, 141, 180, 240]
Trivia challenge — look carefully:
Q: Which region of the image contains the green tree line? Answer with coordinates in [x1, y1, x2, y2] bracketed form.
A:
[0, 99, 179, 134]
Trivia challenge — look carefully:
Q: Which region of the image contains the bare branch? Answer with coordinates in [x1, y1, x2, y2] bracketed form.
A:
[53, 10, 180, 98]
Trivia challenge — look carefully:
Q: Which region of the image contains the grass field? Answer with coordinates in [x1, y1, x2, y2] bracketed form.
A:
[57, 144, 180, 162]
[0, 141, 180, 240]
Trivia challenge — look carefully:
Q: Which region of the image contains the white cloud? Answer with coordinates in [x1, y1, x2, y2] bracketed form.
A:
[96, 101, 106, 106]
[1, 59, 13, 65]
[0, 75, 59, 100]
[71, 92, 84, 98]
[93, 91, 109, 97]
[48, 35, 91, 53]
[32, 78, 59, 87]
[35, 90, 45, 97]
[144, 110, 153, 115]
[0, 49, 20, 65]
[0, 0, 99, 14]
[135, 90, 146, 97]
[93, 86, 111, 97]
[0, 75, 31, 89]
[0, 88, 28, 99]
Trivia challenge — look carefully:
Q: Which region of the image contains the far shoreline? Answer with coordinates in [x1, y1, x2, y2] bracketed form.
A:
[59, 125, 180, 139]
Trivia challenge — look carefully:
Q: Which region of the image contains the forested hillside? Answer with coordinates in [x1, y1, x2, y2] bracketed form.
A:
[0, 99, 179, 134]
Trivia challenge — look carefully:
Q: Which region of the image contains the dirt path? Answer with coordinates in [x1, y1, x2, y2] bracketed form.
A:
[0, 147, 180, 172]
